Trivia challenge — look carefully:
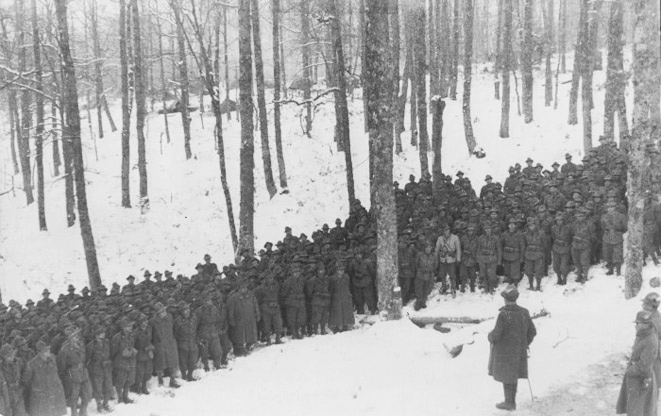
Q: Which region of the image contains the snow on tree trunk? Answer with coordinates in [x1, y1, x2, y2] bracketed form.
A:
[272, 0, 287, 189]
[494, 0, 503, 100]
[239, 0, 256, 256]
[55, 0, 102, 290]
[391, 0, 402, 154]
[364, 0, 400, 319]
[463, 0, 476, 154]
[521, 0, 533, 123]
[413, 3, 429, 177]
[120, 0, 131, 208]
[499, 0, 512, 138]
[625, 0, 660, 299]
[558, 0, 566, 73]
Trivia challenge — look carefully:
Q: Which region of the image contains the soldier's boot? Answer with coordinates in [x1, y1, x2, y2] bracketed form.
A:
[535, 277, 542, 291]
[615, 263, 622, 276]
[96, 400, 105, 414]
[527, 275, 535, 290]
[70, 404, 78, 416]
[169, 377, 180, 389]
[265, 336, 272, 346]
[652, 253, 660, 266]
[140, 381, 150, 395]
[606, 263, 614, 275]
[157, 375, 164, 387]
[102, 399, 111, 412]
[115, 387, 124, 403]
[275, 335, 283, 344]
[495, 384, 516, 411]
[122, 387, 134, 404]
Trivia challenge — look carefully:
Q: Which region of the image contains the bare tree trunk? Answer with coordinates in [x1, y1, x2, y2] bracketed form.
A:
[449, 0, 460, 100]
[439, 0, 450, 98]
[364, 0, 400, 319]
[154, 13, 171, 144]
[16, 0, 34, 205]
[625, 0, 660, 298]
[494, 0, 503, 99]
[359, 0, 368, 131]
[431, 98, 445, 197]
[132, 0, 149, 212]
[223, 5, 231, 120]
[463, 0, 476, 153]
[499, 0, 512, 138]
[330, 0, 355, 207]
[544, 0, 554, 107]
[581, 0, 597, 152]
[559, 0, 566, 73]
[429, 0, 439, 97]
[32, 0, 47, 230]
[90, 0, 105, 138]
[521, 0, 533, 123]
[51, 102, 62, 176]
[55, 0, 102, 289]
[171, 0, 192, 159]
[603, 0, 625, 142]
[272, 0, 287, 189]
[414, 4, 429, 176]
[9, 97, 19, 175]
[391, 0, 402, 154]
[568, 0, 588, 125]
[250, 0, 277, 199]
[279, 24, 287, 99]
[239, 0, 255, 255]
[120, 0, 131, 208]
[301, 0, 313, 137]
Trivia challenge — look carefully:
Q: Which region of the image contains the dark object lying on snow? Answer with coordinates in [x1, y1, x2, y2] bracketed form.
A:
[157, 101, 198, 114]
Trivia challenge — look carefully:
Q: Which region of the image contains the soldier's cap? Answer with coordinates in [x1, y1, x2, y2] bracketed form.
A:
[93, 325, 106, 335]
[81, 287, 90, 294]
[67, 284, 75, 291]
[508, 166, 515, 172]
[642, 292, 661, 309]
[393, 181, 399, 187]
[144, 270, 152, 277]
[581, 156, 590, 162]
[195, 263, 204, 270]
[335, 218, 342, 225]
[127, 275, 135, 281]
[515, 163, 522, 169]
[26, 299, 34, 306]
[409, 174, 416, 181]
[178, 301, 190, 310]
[64, 325, 80, 338]
[485, 175, 492, 181]
[456, 171, 464, 177]
[0, 343, 14, 358]
[599, 135, 608, 142]
[555, 212, 564, 219]
[153, 302, 167, 313]
[552, 161, 560, 167]
[565, 153, 572, 159]
[285, 226, 292, 232]
[535, 163, 543, 168]
[635, 310, 654, 324]
[526, 157, 533, 163]
[507, 218, 517, 225]
[42, 288, 50, 295]
[35, 340, 50, 353]
[154, 271, 162, 278]
[501, 285, 519, 302]
[322, 223, 329, 230]
[164, 270, 173, 277]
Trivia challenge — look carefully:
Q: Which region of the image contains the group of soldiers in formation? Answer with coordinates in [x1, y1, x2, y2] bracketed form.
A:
[0, 137, 660, 416]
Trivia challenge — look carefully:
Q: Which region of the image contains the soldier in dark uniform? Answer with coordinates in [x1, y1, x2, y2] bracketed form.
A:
[254, 276, 283, 344]
[602, 200, 628, 276]
[488, 285, 536, 411]
[85, 326, 112, 413]
[477, 225, 501, 294]
[398, 240, 416, 303]
[570, 209, 594, 283]
[37, 289, 55, 313]
[110, 318, 137, 404]
[201, 254, 220, 277]
[57, 325, 92, 416]
[174, 303, 198, 380]
[501, 220, 525, 286]
[551, 213, 572, 285]
[561, 153, 576, 175]
[523, 219, 546, 291]
[460, 224, 479, 292]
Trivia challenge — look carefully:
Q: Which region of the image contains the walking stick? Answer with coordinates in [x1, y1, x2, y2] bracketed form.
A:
[527, 378, 535, 402]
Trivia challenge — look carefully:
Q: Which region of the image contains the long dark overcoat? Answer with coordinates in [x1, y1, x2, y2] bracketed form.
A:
[228, 291, 260, 345]
[22, 354, 67, 416]
[488, 303, 536, 384]
[617, 327, 659, 416]
[150, 313, 180, 372]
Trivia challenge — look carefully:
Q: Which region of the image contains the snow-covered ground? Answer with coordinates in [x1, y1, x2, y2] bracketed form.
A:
[1, 50, 654, 415]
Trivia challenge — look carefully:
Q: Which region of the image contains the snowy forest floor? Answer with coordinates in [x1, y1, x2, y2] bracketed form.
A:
[0, 49, 656, 415]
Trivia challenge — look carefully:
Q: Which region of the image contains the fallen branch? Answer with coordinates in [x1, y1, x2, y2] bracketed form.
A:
[408, 308, 549, 327]
[274, 87, 339, 106]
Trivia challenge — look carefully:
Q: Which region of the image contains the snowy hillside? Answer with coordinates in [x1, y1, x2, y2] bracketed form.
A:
[1, 49, 656, 416]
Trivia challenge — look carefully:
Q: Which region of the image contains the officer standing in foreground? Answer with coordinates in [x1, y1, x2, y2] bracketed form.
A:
[488, 285, 536, 411]
[616, 310, 659, 416]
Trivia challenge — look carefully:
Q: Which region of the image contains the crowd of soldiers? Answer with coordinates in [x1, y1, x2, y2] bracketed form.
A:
[1, 137, 660, 416]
